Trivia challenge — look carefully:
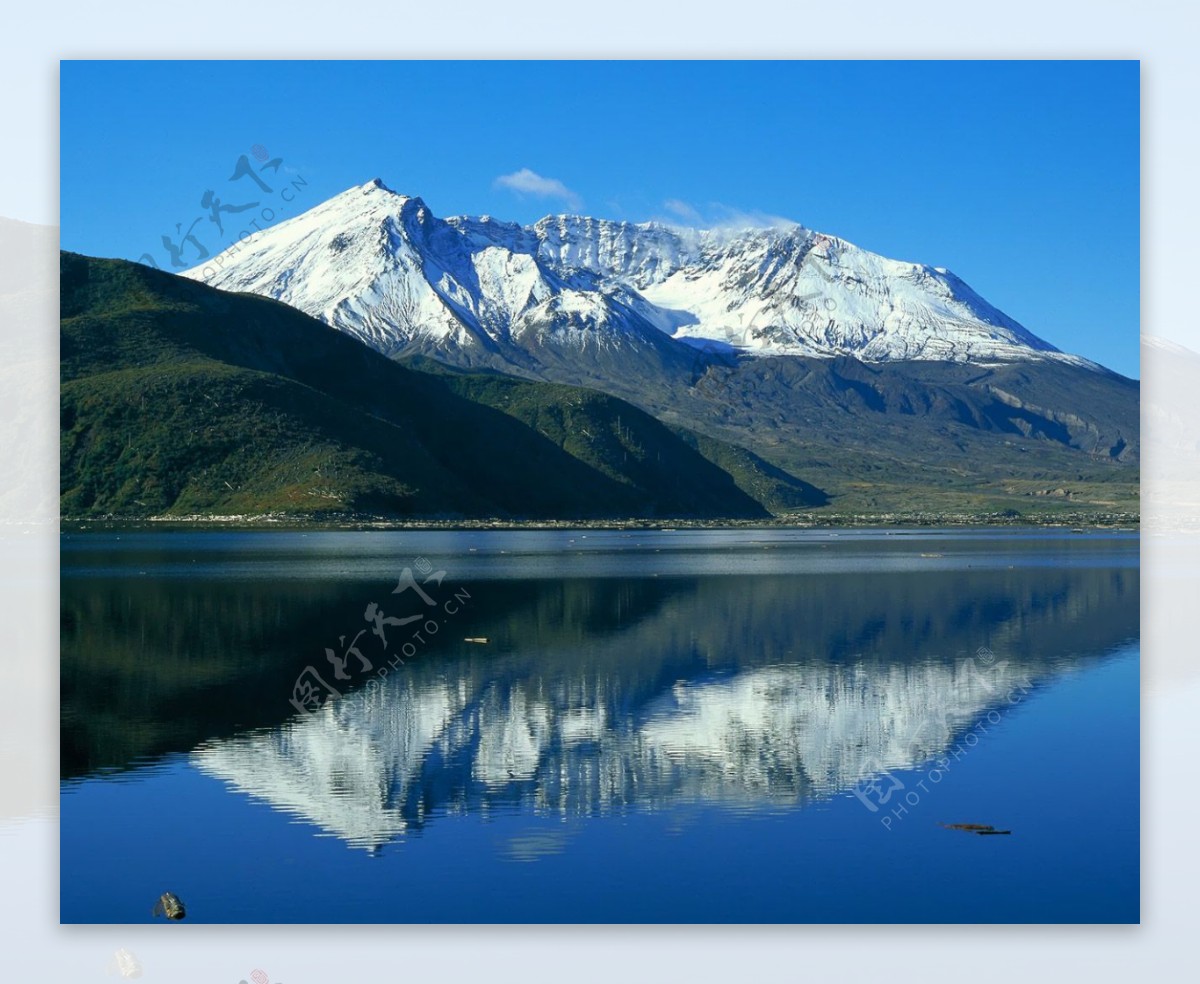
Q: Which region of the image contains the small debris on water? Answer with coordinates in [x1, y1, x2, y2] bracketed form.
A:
[940, 823, 1012, 836]
[151, 891, 186, 920]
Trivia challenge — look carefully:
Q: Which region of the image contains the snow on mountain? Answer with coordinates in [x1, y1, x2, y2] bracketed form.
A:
[182, 178, 1092, 368]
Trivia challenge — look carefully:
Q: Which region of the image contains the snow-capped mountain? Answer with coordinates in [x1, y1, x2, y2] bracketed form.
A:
[182, 178, 1091, 369]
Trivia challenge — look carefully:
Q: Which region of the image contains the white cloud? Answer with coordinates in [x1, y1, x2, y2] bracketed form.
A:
[663, 198, 702, 225]
[714, 206, 799, 232]
[657, 197, 800, 234]
[494, 168, 582, 211]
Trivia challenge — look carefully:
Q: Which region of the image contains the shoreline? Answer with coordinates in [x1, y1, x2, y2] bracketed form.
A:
[59, 512, 1141, 533]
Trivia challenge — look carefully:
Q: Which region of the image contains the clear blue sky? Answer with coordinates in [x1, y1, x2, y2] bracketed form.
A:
[60, 60, 1140, 377]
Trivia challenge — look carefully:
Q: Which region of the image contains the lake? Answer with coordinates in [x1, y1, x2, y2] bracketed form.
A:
[60, 528, 1140, 923]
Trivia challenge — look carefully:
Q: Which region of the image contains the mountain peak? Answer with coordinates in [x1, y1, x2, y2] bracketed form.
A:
[184, 183, 1095, 370]
[347, 178, 422, 209]
[362, 177, 396, 194]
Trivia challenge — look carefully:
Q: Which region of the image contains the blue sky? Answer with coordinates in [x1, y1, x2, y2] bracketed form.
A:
[60, 60, 1140, 377]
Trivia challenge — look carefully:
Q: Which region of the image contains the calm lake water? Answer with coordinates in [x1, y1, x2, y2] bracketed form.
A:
[60, 528, 1139, 923]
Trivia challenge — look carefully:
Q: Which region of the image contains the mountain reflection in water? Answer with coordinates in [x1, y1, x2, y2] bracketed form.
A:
[59, 531, 1140, 922]
[58, 532, 1135, 851]
[192, 650, 1066, 850]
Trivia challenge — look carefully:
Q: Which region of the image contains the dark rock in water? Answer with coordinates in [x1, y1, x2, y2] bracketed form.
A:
[151, 891, 186, 920]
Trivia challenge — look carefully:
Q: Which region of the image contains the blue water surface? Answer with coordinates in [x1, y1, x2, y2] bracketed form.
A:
[60, 529, 1139, 923]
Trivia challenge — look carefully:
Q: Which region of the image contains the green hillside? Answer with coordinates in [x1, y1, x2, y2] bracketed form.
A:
[60, 253, 824, 520]
[409, 360, 828, 514]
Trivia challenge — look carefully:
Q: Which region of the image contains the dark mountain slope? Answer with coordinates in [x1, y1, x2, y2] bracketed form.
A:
[60, 253, 827, 519]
